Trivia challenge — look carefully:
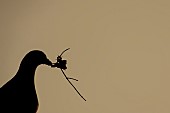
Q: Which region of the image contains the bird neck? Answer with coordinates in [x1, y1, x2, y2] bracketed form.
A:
[16, 63, 38, 83]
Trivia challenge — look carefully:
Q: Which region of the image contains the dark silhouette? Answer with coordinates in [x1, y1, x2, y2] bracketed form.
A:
[0, 50, 52, 113]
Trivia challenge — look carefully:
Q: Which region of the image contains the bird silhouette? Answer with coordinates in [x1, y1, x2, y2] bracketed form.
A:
[0, 50, 52, 113]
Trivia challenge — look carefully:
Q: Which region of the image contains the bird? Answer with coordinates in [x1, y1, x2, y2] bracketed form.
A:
[0, 50, 52, 113]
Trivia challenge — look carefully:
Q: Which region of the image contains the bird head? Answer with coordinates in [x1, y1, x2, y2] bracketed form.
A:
[21, 50, 52, 67]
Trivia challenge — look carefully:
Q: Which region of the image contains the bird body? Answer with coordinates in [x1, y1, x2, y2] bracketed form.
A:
[0, 50, 52, 113]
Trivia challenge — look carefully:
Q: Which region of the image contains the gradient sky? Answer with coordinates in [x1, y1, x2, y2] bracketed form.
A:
[1, 0, 170, 113]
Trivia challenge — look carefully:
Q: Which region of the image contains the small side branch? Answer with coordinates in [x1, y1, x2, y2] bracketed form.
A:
[67, 77, 78, 81]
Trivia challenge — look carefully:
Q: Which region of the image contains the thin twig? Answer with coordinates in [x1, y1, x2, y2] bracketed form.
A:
[67, 77, 78, 81]
[60, 69, 86, 101]
[60, 48, 70, 56]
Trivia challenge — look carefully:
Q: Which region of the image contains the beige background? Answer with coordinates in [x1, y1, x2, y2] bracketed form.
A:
[1, 0, 170, 113]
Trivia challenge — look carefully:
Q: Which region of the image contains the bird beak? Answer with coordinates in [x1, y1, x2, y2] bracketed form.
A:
[44, 58, 52, 66]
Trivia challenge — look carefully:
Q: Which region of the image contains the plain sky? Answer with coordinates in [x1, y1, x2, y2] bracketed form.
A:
[1, 0, 170, 113]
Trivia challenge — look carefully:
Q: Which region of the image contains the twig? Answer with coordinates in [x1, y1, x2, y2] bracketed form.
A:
[67, 77, 78, 81]
[60, 48, 70, 56]
[60, 69, 86, 101]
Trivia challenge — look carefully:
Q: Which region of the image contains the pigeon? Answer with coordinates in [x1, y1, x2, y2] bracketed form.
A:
[0, 50, 52, 113]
